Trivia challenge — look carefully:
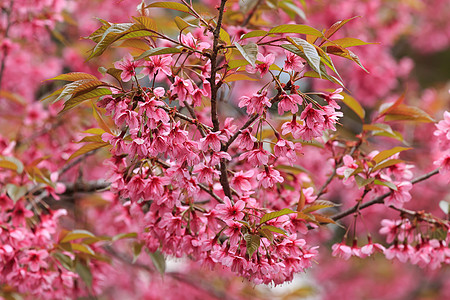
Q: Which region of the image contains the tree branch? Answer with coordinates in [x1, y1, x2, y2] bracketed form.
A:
[331, 168, 440, 222]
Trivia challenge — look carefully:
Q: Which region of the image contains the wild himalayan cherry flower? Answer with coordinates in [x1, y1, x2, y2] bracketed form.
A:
[300, 103, 325, 128]
[284, 50, 305, 72]
[331, 242, 352, 260]
[274, 139, 299, 164]
[434, 152, 450, 178]
[193, 164, 220, 185]
[231, 170, 255, 193]
[199, 132, 227, 152]
[384, 181, 412, 208]
[239, 147, 273, 166]
[234, 128, 257, 150]
[434, 111, 450, 140]
[281, 117, 303, 139]
[278, 93, 303, 115]
[385, 242, 415, 263]
[319, 88, 343, 109]
[360, 237, 386, 257]
[322, 106, 343, 131]
[140, 54, 172, 77]
[238, 90, 271, 115]
[215, 196, 246, 220]
[302, 187, 317, 204]
[246, 53, 275, 77]
[257, 165, 284, 188]
[170, 76, 195, 103]
[179, 32, 210, 52]
[114, 53, 143, 82]
[20, 249, 49, 272]
[336, 155, 359, 179]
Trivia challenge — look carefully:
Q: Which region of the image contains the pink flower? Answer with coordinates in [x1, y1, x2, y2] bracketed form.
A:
[141, 54, 172, 77]
[20, 249, 49, 272]
[231, 170, 254, 193]
[278, 93, 303, 115]
[319, 88, 343, 109]
[434, 111, 450, 140]
[281, 117, 302, 138]
[239, 147, 272, 166]
[238, 90, 271, 115]
[434, 152, 450, 178]
[284, 50, 305, 72]
[246, 53, 275, 77]
[379, 219, 401, 243]
[360, 237, 386, 257]
[336, 155, 359, 179]
[114, 53, 143, 82]
[234, 129, 256, 150]
[300, 103, 325, 128]
[322, 106, 343, 131]
[193, 164, 220, 185]
[274, 139, 300, 164]
[256, 165, 284, 188]
[170, 76, 195, 103]
[385, 181, 412, 208]
[215, 196, 246, 220]
[331, 243, 352, 260]
[200, 132, 227, 152]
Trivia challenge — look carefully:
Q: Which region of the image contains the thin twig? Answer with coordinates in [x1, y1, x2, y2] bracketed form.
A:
[330, 168, 440, 222]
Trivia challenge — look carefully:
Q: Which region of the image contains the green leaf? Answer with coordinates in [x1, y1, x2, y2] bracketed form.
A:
[220, 28, 231, 45]
[240, 30, 268, 39]
[174, 16, 191, 31]
[83, 128, 106, 135]
[135, 47, 182, 60]
[286, 37, 322, 77]
[132, 242, 143, 263]
[53, 252, 74, 271]
[227, 59, 249, 70]
[146, 1, 190, 13]
[53, 80, 93, 103]
[341, 92, 365, 119]
[149, 250, 166, 275]
[48, 72, 98, 82]
[75, 260, 93, 288]
[323, 37, 376, 48]
[112, 232, 138, 241]
[92, 103, 113, 134]
[6, 184, 28, 203]
[223, 74, 257, 82]
[324, 16, 360, 39]
[354, 175, 375, 188]
[373, 179, 397, 191]
[67, 142, 110, 162]
[279, 1, 306, 20]
[260, 225, 288, 235]
[260, 208, 296, 224]
[77, 135, 105, 143]
[106, 68, 123, 82]
[71, 243, 96, 255]
[244, 234, 261, 258]
[258, 228, 274, 243]
[62, 88, 112, 112]
[132, 16, 157, 31]
[302, 200, 339, 213]
[372, 159, 404, 172]
[234, 42, 258, 67]
[372, 147, 411, 164]
[383, 104, 435, 123]
[0, 156, 24, 174]
[61, 230, 96, 243]
[268, 24, 323, 37]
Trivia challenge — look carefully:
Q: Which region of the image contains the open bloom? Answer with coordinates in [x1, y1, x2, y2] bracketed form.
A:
[114, 53, 143, 82]
[215, 196, 246, 221]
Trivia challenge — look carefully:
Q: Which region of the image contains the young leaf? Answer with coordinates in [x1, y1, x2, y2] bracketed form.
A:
[373, 179, 398, 191]
[302, 200, 339, 213]
[135, 47, 182, 60]
[220, 28, 231, 45]
[227, 59, 250, 70]
[223, 74, 258, 82]
[286, 37, 322, 77]
[48, 72, 98, 82]
[234, 42, 258, 67]
[354, 175, 375, 188]
[258, 228, 274, 243]
[341, 92, 365, 120]
[372, 159, 404, 172]
[6, 184, 27, 203]
[324, 16, 360, 39]
[244, 234, 261, 258]
[260, 208, 296, 224]
[61, 230, 96, 243]
[0, 156, 24, 174]
[62, 88, 112, 112]
[146, 1, 190, 13]
[67, 142, 110, 162]
[322, 37, 376, 48]
[71, 243, 96, 256]
[260, 225, 288, 236]
[268, 24, 323, 37]
[132, 242, 143, 263]
[75, 260, 93, 288]
[241, 30, 268, 39]
[148, 250, 166, 275]
[383, 104, 435, 123]
[372, 147, 411, 164]
[112, 232, 138, 242]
